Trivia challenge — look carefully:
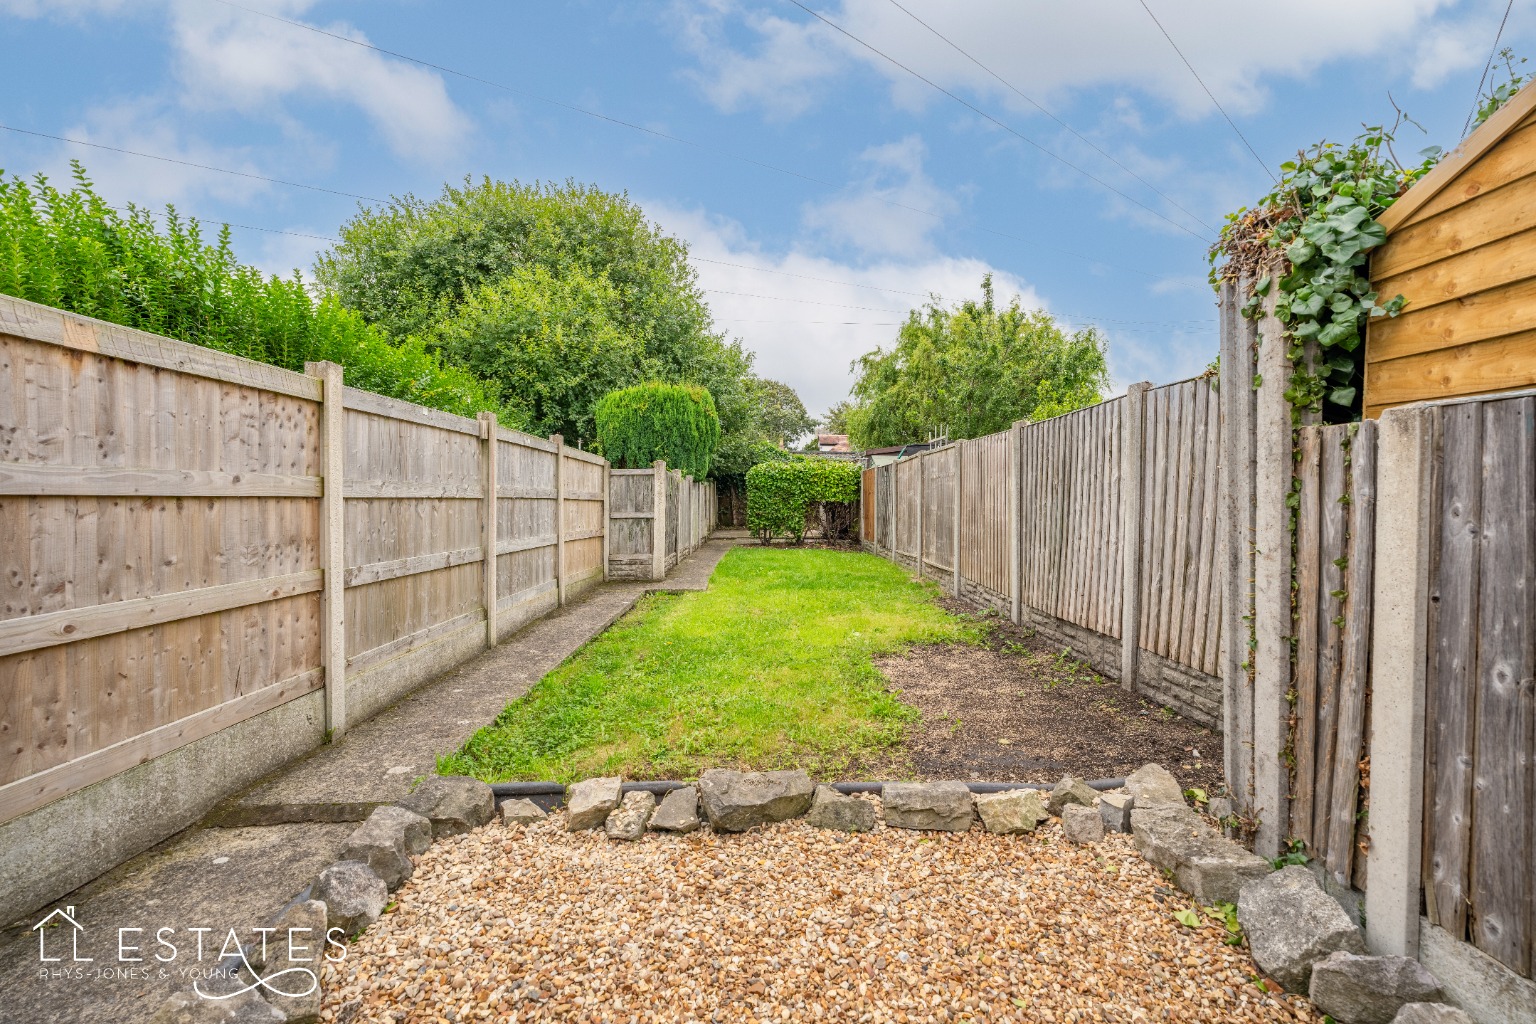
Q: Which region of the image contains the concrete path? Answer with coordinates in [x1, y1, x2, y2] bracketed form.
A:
[0, 538, 743, 1024]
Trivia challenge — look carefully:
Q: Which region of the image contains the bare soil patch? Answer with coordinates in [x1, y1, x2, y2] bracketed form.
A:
[871, 602, 1224, 794]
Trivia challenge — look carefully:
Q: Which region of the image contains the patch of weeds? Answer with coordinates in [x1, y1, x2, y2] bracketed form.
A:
[1272, 839, 1310, 869]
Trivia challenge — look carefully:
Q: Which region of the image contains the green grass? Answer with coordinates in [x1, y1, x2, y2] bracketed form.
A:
[439, 547, 983, 782]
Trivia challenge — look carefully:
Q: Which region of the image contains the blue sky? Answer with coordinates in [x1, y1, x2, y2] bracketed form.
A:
[1, 0, 1529, 418]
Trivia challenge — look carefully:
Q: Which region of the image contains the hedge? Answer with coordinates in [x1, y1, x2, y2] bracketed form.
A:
[745, 458, 862, 543]
[594, 382, 720, 478]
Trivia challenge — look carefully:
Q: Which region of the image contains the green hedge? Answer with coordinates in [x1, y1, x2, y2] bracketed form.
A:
[0, 163, 510, 421]
[745, 458, 862, 543]
[594, 382, 720, 478]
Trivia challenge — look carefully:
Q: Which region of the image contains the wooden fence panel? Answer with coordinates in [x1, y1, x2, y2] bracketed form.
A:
[861, 468, 875, 542]
[1016, 402, 1123, 638]
[0, 318, 325, 823]
[665, 471, 680, 565]
[923, 448, 957, 574]
[960, 432, 1011, 599]
[1422, 395, 1535, 978]
[341, 397, 483, 675]
[1288, 421, 1378, 886]
[561, 450, 605, 587]
[495, 431, 558, 610]
[875, 463, 893, 551]
[1139, 379, 1221, 670]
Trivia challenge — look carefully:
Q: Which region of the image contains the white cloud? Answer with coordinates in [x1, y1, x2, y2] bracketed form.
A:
[671, 0, 1473, 121]
[50, 99, 278, 209]
[800, 135, 957, 258]
[654, 201, 1052, 417]
[5, 0, 471, 168]
[167, 0, 471, 163]
[671, 0, 849, 119]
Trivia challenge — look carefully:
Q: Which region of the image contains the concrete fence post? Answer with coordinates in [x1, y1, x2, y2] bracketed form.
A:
[1252, 292, 1295, 859]
[953, 442, 963, 598]
[1011, 421, 1024, 625]
[651, 460, 667, 581]
[915, 452, 926, 578]
[1364, 404, 1433, 958]
[304, 360, 347, 738]
[479, 412, 499, 647]
[552, 434, 567, 606]
[1120, 382, 1153, 692]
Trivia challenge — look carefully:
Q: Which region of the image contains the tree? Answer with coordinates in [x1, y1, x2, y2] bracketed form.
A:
[749, 378, 816, 449]
[844, 276, 1109, 448]
[314, 176, 757, 446]
[0, 164, 508, 420]
[819, 400, 855, 436]
[594, 382, 720, 478]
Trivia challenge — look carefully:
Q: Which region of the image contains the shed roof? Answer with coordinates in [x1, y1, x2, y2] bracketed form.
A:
[1378, 77, 1536, 232]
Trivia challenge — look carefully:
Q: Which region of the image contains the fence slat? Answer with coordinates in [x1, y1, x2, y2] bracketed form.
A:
[1293, 427, 1323, 853]
[1424, 404, 1482, 937]
[1468, 396, 1534, 975]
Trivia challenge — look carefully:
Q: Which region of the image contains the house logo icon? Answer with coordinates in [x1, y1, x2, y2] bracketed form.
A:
[33, 905, 92, 963]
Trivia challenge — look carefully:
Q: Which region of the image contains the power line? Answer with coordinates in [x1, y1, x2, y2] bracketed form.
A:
[782, 0, 1211, 241]
[1463, 0, 1517, 136]
[692, 256, 932, 298]
[0, 123, 388, 203]
[209, 0, 1201, 277]
[882, 0, 1217, 234]
[1135, 0, 1275, 181]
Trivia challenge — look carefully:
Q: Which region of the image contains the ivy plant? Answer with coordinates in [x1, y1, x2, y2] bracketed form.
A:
[1209, 122, 1437, 421]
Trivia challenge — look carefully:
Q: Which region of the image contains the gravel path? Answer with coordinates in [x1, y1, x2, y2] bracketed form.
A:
[322, 806, 1321, 1024]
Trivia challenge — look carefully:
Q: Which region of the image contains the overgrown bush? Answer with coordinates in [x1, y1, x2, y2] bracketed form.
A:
[594, 382, 720, 478]
[745, 458, 862, 544]
[0, 163, 510, 420]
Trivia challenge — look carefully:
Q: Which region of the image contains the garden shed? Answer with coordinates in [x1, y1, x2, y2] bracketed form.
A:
[1365, 78, 1536, 417]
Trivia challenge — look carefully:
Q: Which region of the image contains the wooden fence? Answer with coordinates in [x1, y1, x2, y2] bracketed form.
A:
[605, 461, 713, 581]
[0, 294, 714, 925]
[1288, 420, 1378, 891]
[1419, 394, 1534, 979]
[862, 375, 1225, 728]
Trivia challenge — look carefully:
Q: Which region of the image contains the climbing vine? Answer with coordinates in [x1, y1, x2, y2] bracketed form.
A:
[1208, 120, 1437, 422]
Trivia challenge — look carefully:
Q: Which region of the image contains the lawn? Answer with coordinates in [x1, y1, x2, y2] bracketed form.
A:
[439, 547, 983, 782]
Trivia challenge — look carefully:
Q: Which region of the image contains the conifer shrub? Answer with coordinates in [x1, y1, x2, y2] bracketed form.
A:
[593, 382, 720, 478]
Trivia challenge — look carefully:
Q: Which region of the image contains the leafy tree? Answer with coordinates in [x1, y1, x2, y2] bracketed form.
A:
[819, 400, 855, 436]
[594, 382, 720, 478]
[0, 164, 509, 420]
[424, 265, 640, 440]
[315, 176, 757, 446]
[844, 276, 1109, 448]
[748, 378, 815, 448]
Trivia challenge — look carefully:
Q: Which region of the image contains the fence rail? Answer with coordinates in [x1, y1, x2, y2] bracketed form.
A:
[861, 375, 1224, 728]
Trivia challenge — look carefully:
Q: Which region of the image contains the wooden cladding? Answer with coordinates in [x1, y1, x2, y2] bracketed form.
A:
[1366, 82, 1536, 416]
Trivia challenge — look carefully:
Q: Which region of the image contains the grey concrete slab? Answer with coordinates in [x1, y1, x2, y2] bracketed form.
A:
[0, 822, 352, 1024]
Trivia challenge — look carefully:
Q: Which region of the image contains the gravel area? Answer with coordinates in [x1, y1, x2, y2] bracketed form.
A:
[322, 807, 1319, 1024]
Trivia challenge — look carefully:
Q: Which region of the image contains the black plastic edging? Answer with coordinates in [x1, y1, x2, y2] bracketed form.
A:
[490, 777, 1127, 803]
